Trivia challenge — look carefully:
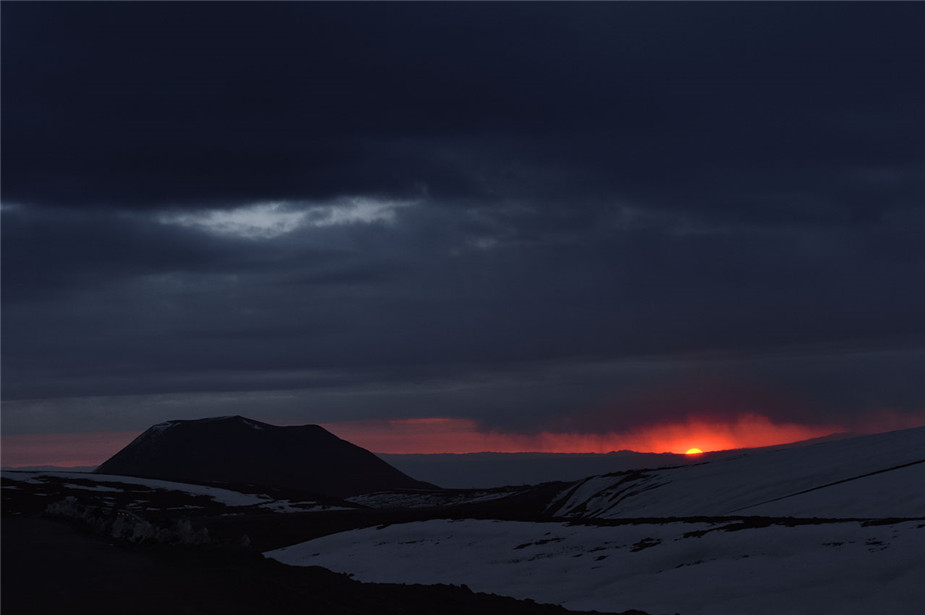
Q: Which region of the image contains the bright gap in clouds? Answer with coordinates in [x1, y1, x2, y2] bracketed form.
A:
[158, 197, 413, 239]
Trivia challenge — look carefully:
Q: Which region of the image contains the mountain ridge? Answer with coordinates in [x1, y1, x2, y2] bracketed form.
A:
[95, 415, 436, 498]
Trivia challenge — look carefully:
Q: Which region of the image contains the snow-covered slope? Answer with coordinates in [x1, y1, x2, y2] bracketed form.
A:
[266, 518, 925, 615]
[551, 426, 925, 518]
[267, 427, 925, 615]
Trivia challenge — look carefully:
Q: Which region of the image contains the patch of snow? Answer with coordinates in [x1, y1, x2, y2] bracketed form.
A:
[60, 483, 125, 493]
[233, 416, 266, 430]
[148, 420, 182, 434]
[258, 500, 354, 513]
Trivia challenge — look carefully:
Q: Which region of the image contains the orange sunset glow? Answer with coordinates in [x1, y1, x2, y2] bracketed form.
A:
[5, 411, 924, 468]
[320, 413, 844, 455]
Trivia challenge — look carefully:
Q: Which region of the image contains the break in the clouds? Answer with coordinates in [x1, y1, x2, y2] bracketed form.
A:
[158, 197, 413, 239]
[2, 3, 925, 457]
[160, 202, 313, 240]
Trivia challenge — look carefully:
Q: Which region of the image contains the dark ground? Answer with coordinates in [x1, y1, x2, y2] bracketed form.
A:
[0, 472, 654, 615]
[2, 515, 647, 615]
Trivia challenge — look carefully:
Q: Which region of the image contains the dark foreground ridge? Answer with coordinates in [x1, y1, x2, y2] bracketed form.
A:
[96, 416, 435, 498]
[2, 517, 647, 615]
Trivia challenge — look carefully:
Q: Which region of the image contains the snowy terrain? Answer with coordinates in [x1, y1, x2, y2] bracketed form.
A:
[551, 426, 925, 518]
[266, 520, 925, 615]
[266, 517, 925, 615]
[7, 426, 924, 614]
[267, 426, 925, 615]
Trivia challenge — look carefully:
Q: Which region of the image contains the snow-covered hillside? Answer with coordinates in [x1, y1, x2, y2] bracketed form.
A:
[266, 517, 925, 615]
[267, 426, 925, 615]
[551, 426, 925, 518]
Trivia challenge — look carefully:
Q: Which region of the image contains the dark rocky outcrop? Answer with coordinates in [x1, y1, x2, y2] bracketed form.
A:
[96, 416, 435, 497]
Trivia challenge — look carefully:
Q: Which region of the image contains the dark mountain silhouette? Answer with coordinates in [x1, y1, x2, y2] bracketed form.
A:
[95, 416, 435, 497]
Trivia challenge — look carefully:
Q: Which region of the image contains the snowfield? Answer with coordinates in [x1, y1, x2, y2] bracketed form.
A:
[551, 426, 925, 518]
[265, 517, 925, 615]
[267, 427, 925, 614]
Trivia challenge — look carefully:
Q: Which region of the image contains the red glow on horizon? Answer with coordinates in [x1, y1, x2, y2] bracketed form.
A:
[5, 410, 924, 468]
[320, 413, 846, 455]
[1, 431, 137, 468]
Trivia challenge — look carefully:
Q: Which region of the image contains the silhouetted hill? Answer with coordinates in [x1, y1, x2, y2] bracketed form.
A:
[96, 416, 435, 497]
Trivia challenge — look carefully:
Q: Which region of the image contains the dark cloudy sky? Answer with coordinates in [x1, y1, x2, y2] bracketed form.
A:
[3, 3, 925, 449]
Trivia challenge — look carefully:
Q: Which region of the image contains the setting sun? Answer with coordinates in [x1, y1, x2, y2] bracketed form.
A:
[685, 448, 703, 455]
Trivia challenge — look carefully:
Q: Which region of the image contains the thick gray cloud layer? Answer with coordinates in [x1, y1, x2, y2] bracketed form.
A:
[2, 3, 924, 435]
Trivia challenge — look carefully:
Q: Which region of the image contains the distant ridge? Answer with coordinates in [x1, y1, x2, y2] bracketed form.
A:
[381, 451, 692, 489]
[96, 416, 435, 497]
[381, 432, 856, 489]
